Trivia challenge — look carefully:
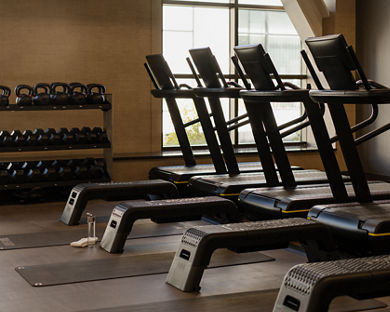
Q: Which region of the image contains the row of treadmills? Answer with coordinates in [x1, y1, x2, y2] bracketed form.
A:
[58, 33, 390, 311]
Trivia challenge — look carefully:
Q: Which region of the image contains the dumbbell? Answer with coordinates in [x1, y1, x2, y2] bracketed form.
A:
[0, 162, 9, 170]
[73, 166, 89, 180]
[7, 162, 24, 172]
[87, 84, 106, 104]
[33, 128, 50, 145]
[58, 128, 72, 145]
[80, 126, 96, 143]
[57, 166, 73, 180]
[45, 128, 62, 145]
[15, 85, 33, 106]
[69, 82, 87, 105]
[70, 128, 88, 144]
[94, 128, 109, 144]
[23, 130, 39, 146]
[88, 166, 105, 179]
[9, 169, 27, 184]
[21, 161, 37, 171]
[0, 86, 11, 106]
[27, 168, 42, 182]
[35, 160, 53, 173]
[50, 82, 70, 106]
[11, 130, 25, 146]
[41, 167, 57, 181]
[33, 83, 51, 106]
[0, 130, 12, 147]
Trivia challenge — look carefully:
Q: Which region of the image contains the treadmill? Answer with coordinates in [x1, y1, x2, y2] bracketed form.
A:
[187, 47, 345, 200]
[237, 36, 390, 225]
[145, 54, 227, 195]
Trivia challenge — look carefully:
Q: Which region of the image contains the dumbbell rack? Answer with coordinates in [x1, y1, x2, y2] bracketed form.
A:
[0, 95, 113, 202]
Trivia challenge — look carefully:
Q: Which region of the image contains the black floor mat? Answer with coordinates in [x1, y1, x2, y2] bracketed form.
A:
[16, 249, 273, 287]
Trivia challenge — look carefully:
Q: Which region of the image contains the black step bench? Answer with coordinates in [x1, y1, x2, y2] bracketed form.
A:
[60, 179, 178, 225]
[100, 196, 240, 253]
[273, 255, 390, 312]
[166, 218, 332, 292]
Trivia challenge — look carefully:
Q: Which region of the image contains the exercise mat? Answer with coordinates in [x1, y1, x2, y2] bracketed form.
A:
[16, 249, 273, 287]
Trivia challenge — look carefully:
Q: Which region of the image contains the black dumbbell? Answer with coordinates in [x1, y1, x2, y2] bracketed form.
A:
[34, 128, 50, 145]
[23, 130, 38, 146]
[27, 168, 42, 182]
[90, 158, 106, 169]
[10, 169, 26, 184]
[58, 128, 72, 145]
[87, 84, 106, 104]
[50, 82, 70, 106]
[0, 169, 9, 184]
[69, 82, 87, 105]
[45, 128, 62, 145]
[80, 127, 96, 143]
[0, 130, 11, 147]
[92, 127, 108, 144]
[35, 160, 52, 172]
[70, 128, 88, 144]
[89, 166, 105, 179]
[7, 162, 24, 172]
[0, 86, 11, 106]
[21, 161, 36, 171]
[0, 162, 9, 170]
[15, 85, 33, 106]
[57, 166, 73, 180]
[11, 130, 25, 146]
[64, 159, 77, 169]
[41, 167, 58, 181]
[33, 83, 51, 106]
[73, 166, 89, 180]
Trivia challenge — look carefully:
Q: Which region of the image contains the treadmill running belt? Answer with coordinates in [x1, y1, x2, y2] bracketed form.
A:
[75, 290, 386, 312]
[16, 249, 273, 287]
[0, 220, 207, 250]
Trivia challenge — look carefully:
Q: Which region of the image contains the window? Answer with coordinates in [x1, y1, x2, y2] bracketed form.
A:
[162, 0, 304, 148]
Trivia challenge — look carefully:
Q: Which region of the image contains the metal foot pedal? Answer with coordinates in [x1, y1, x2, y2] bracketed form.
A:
[100, 196, 240, 253]
[273, 255, 390, 312]
[60, 180, 178, 225]
[166, 218, 331, 292]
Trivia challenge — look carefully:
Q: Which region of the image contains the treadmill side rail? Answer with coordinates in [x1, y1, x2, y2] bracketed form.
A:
[166, 218, 332, 292]
[100, 196, 240, 253]
[60, 180, 178, 225]
[273, 255, 390, 312]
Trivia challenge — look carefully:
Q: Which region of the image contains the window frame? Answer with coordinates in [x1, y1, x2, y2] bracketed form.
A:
[161, 0, 308, 151]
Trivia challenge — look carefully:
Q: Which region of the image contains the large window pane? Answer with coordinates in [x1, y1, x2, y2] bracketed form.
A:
[267, 11, 297, 34]
[267, 35, 301, 74]
[163, 5, 229, 74]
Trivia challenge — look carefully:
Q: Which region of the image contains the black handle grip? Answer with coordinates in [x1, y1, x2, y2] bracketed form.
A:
[87, 83, 106, 94]
[0, 85, 11, 96]
[69, 82, 87, 94]
[15, 84, 33, 96]
[33, 83, 50, 95]
[50, 82, 70, 94]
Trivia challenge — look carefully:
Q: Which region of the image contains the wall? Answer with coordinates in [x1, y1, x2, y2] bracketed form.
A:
[0, 0, 162, 165]
[356, 0, 390, 177]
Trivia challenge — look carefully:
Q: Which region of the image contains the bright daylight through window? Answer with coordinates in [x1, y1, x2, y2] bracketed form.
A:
[162, 0, 304, 148]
